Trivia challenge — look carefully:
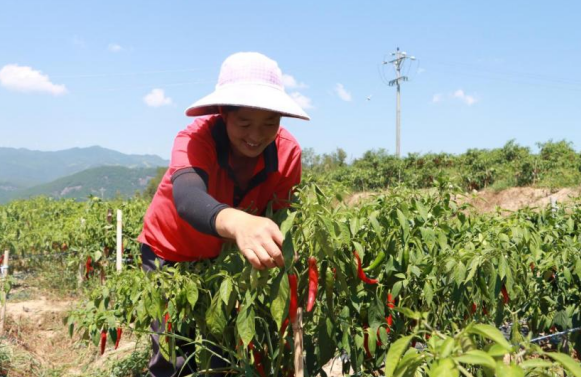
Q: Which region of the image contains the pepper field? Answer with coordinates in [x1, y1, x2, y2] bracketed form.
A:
[1, 182, 581, 376]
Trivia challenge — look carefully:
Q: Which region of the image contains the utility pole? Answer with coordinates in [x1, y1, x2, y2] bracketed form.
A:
[384, 47, 415, 158]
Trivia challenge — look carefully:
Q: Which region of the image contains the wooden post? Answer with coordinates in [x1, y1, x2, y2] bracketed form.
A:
[116, 210, 123, 272]
[0, 249, 10, 335]
[292, 307, 304, 377]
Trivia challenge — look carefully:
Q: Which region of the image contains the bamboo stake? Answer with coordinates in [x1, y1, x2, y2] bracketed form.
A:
[292, 307, 304, 377]
[116, 209, 122, 272]
[0, 249, 10, 336]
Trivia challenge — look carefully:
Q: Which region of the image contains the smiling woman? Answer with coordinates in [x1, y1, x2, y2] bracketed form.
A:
[136, 52, 309, 377]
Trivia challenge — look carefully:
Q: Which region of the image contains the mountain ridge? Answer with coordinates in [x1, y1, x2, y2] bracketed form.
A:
[0, 145, 168, 187]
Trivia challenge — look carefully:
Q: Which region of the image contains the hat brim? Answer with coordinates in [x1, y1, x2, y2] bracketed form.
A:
[185, 84, 310, 120]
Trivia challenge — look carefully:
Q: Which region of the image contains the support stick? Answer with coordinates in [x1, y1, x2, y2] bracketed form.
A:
[0, 249, 10, 335]
[116, 210, 123, 272]
[292, 307, 304, 377]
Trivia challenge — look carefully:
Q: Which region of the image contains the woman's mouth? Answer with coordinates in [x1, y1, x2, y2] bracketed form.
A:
[245, 140, 260, 149]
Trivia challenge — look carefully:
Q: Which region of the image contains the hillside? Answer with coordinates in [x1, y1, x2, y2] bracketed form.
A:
[0, 146, 168, 187]
[3, 165, 160, 203]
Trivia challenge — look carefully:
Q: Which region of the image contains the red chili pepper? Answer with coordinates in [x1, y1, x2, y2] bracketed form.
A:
[386, 314, 393, 334]
[482, 305, 489, 316]
[100, 329, 107, 355]
[85, 256, 93, 278]
[115, 327, 122, 350]
[353, 251, 379, 284]
[288, 273, 298, 323]
[164, 312, 172, 332]
[249, 342, 266, 377]
[471, 303, 477, 314]
[306, 257, 319, 312]
[363, 326, 372, 358]
[387, 293, 395, 309]
[530, 263, 535, 272]
[501, 285, 510, 304]
[280, 317, 290, 335]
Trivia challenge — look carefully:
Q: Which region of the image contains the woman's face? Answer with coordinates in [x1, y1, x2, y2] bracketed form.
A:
[223, 107, 281, 159]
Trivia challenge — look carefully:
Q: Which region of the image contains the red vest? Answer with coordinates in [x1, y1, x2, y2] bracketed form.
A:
[138, 115, 301, 262]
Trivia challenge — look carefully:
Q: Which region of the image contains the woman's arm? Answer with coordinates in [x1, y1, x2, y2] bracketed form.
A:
[172, 168, 284, 270]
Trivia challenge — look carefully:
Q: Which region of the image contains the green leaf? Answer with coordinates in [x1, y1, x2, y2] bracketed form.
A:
[384, 335, 413, 377]
[205, 294, 227, 337]
[454, 261, 466, 285]
[219, 278, 233, 306]
[553, 310, 572, 330]
[424, 281, 434, 305]
[282, 233, 295, 270]
[495, 362, 524, 377]
[546, 352, 581, 377]
[469, 324, 512, 351]
[186, 280, 198, 308]
[236, 306, 256, 348]
[519, 359, 553, 369]
[280, 211, 297, 236]
[367, 327, 377, 356]
[440, 337, 454, 358]
[318, 318, 336, 368]
[396, 210, 410, 242]
[395, 307, 421, 320]
[454, 350, 496, 370]
[430, 358, 458, 377]
[270, 270, 289, 330]
[498, 257, 507, 280]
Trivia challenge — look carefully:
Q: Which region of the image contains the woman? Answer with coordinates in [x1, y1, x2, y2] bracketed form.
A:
[138, 52, 310, 376]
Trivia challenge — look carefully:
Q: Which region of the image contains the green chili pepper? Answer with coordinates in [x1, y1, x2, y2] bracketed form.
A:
[363, 251, 385, 272]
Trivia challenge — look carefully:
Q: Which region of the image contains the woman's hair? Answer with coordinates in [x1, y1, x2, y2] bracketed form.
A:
[220, 105, 240, 114]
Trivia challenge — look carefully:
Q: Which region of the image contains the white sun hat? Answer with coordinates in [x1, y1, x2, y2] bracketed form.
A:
[185, 52, 310, 120]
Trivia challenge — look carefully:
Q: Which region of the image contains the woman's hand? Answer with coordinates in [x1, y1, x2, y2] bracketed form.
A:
[215, 208, 284, 270]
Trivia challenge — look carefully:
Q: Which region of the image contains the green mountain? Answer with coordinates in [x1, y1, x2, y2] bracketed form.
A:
[0, 146, 168, 187]
[3, 166, 162, 203]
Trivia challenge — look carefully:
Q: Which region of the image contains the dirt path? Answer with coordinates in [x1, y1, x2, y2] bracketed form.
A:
[2, 284, 140, 376]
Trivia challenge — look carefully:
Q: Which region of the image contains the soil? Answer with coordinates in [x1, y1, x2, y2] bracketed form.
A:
[463, 187, 581, 213]
[1, 280, 140, 377]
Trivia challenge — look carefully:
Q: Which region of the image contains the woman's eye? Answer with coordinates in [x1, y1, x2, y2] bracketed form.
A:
[239, 123, 251, 128]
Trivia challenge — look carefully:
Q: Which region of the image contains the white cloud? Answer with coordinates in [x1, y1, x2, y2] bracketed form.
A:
[453, 89, 477, 105]
[418, 68, 426, 74]
[0, 64, 67, 95]
[282, 74, 307, 89]
[143, 88, 173, 107]
[334, 83, 352, 102]
[290, 92, 314, 109]
[432, 93, 443, 103]
[108, 43, 123, 52]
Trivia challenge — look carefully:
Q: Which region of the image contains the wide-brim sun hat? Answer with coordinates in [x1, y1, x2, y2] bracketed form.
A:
[185, 52, 310, 120]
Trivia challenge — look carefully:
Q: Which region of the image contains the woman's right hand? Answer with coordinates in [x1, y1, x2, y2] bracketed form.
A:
[215, 208, 284, 270]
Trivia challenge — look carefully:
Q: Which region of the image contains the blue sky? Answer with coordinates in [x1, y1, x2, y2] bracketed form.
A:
[1, 1, 580, 161]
